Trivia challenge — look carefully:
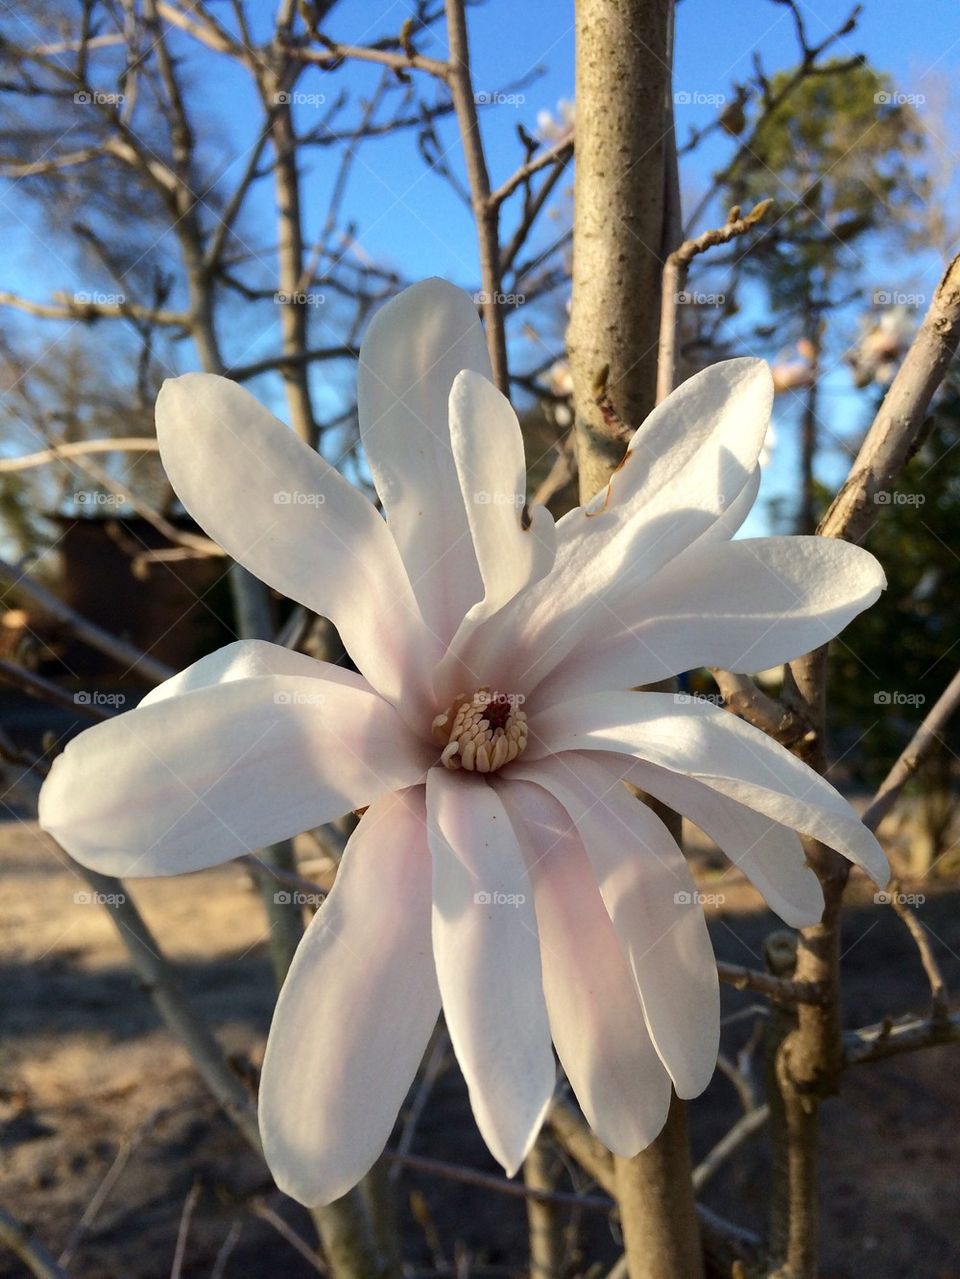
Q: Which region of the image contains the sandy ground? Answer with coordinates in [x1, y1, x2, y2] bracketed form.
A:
[2, 793, 959, 1278]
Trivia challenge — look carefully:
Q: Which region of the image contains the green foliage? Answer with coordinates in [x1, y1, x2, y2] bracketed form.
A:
[727, 62, 928, 313]
[829, 379, 960, 789]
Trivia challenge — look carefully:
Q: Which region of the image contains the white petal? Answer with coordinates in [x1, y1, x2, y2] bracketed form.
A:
[496, 777, 672, 1154]
[598, 752, 824, 928]
[39, 674, 431, 877]
[456, 359, 773, 697]
[534, 535, 885, 701]
[157, 373, 439, 712]
[260, 787, 439, 1207]
[426, 768, 554, 1174]
[357, 279, 490, 643]
[140, 639, 367, 706]
[527, 692, 889, 887]
[449, 370, 555, 617]
[509, 754, 720, 1099]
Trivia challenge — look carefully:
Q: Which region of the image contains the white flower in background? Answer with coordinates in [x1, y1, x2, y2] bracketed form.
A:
[848, 304, 915, 388]
[39, 279, 888, 1208]
[537, 97, 575, 143]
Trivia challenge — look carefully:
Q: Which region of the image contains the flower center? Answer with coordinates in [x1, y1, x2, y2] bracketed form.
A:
[431, 688, 528, 773]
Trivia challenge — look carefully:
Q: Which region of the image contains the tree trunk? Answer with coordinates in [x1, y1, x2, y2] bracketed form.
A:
[568, 0, 672, 498]
[568, 4, 704, 1277]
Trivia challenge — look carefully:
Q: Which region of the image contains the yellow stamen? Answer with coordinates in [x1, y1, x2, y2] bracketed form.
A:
[431, 687, 528, 773]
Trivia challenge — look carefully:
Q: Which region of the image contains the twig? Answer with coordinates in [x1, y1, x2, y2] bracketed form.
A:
[710, 669, 812, 747]
[0, 659, 112, 721]
[383, 1151, 612, 1213]
[884, 881, 950, 1024]
[691, 1105, 769, 1193]
[863, 667, 960, 832]
[59, 1108, 172, 1268]
[657, 199, 772, 403]
[250, 1198, 327, 1272]
[0, 438, 159, 472]
[844, 1011, 960, 1065]
[170, 1182, 203, 1279]
[0, 1208, 70, 1279]
[717, 961, 829, 1005]
[444, 0, 509, 393]
[819, 252, 960, 546]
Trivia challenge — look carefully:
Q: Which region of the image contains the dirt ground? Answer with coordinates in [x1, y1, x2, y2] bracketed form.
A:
[1, 785, 958, 1278]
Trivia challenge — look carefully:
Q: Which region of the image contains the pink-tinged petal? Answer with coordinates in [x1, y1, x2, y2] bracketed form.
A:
[496, 778, 672, 1155]
[39, 675, 432, 877]
[426, 768, 554, 1174]
[357, 280, 490, 644]
[593, 751, 824, 929]
[526, 692, 889, 887]
[509, 755, 720, 1099]
[140, 639, 368, 706]
[534, 535, 885, 702]
[260, 787, 439, 1207]
[460, 359, 773, 697]
[156, 373, 439, 714]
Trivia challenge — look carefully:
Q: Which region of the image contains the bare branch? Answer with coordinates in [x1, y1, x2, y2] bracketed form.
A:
[657, 199, 772, 402]
[0, 290, 188, 327]
[444, 0, 509, 393]
[0, 1206, 70, 1279]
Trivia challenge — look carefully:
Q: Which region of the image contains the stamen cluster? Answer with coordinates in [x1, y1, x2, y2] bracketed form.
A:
[432, 688, 528, 773]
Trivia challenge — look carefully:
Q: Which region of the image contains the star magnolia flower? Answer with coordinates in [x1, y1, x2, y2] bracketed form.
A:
[39, 278, 889, 1207]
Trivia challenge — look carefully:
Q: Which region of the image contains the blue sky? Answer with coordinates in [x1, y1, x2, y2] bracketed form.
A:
[2, 0, 958, 530]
